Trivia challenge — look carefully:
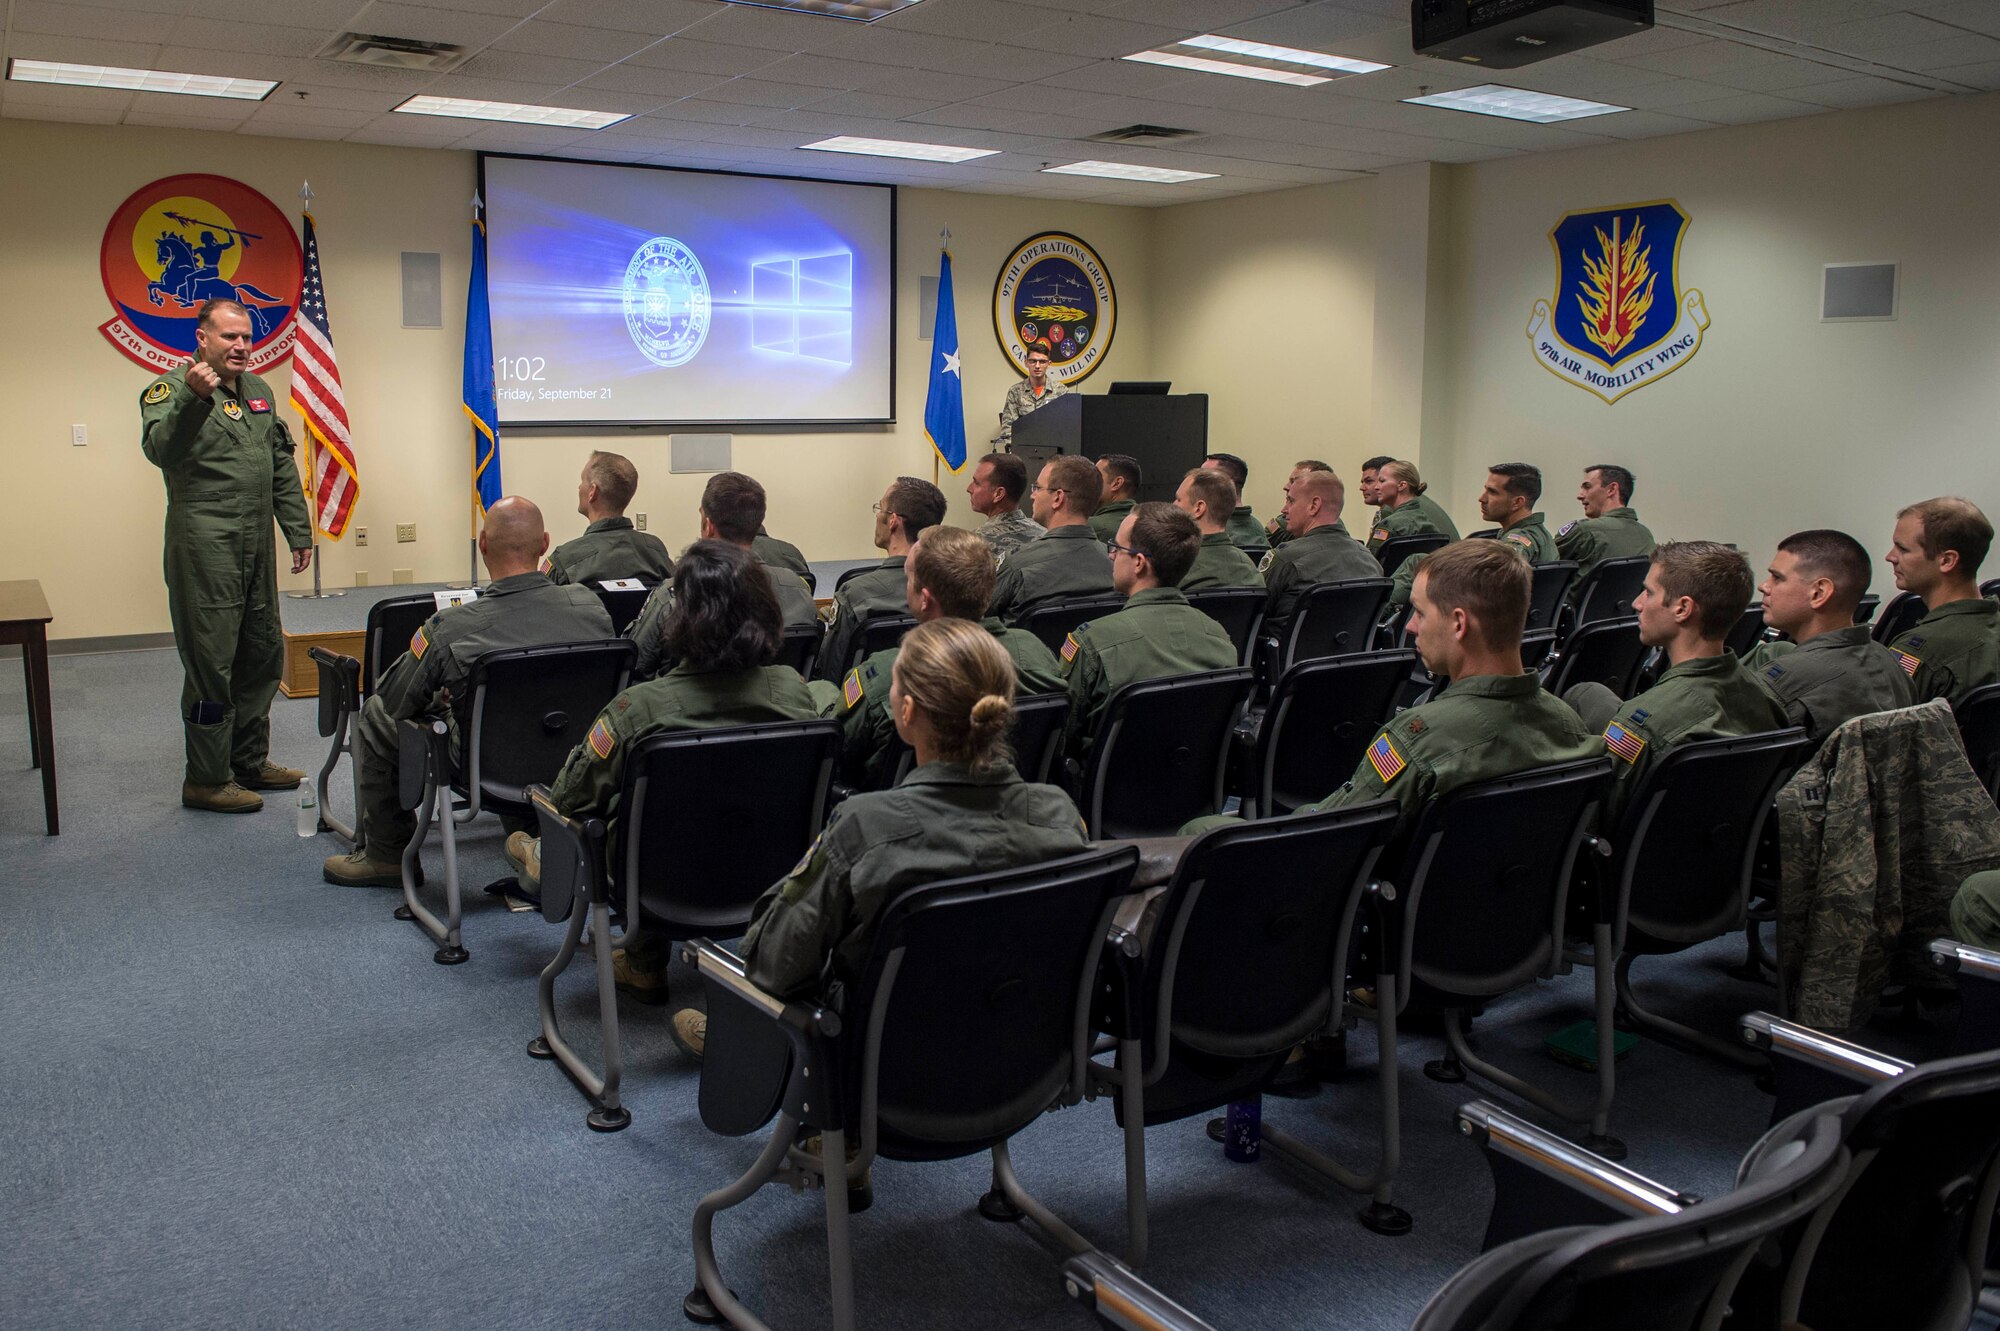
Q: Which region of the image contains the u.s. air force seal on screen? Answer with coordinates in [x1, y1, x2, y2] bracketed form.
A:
[98, 173, 301, 373]
[993, 232, 1115, 386]
[1527, 199, 1709, 404]
[623, 236, 711, 368]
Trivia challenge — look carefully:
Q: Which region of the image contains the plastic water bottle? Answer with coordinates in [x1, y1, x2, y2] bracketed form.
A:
[1223, 1098, 1262, 1163]
[296, 779, 318, 838]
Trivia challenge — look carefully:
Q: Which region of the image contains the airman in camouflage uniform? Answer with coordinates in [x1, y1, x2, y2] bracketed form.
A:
[544, 516, 673, 586]
[140, 301, 313, 811]
[995, 348, 1071, 446]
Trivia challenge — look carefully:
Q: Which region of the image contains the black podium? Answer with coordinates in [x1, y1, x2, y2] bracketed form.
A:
[1007, 392, 1209, 504]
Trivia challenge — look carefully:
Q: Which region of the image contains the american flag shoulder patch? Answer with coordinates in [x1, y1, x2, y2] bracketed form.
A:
[1604, 722, 1647, 764]
[410, 625, 429, 659]
[1892, 648, 1921, 677]
[842, 668, 865, 709]
[1367, 734, 1406, 784]
[1061, 633, 1080, 663]
[539, 556, 553, 574]
[587, 717, 615, 760]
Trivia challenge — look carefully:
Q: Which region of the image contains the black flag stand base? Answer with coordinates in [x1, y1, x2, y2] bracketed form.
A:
[286, 542, 345, 598]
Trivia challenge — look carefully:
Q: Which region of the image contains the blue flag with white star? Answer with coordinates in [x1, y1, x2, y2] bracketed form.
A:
[923, 249, 967, 472]
[464, 215, 503, 513]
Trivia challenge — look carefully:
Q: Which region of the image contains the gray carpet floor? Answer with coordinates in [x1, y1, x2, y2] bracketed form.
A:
[0, 646, 1952, 1330]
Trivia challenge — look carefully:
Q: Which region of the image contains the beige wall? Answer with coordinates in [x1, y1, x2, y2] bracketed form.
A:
[1425, 91, 2000, 565]
[0, 118, 1153, 639]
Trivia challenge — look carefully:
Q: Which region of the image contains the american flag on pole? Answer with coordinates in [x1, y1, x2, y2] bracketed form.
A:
[290, 212, 359, 538]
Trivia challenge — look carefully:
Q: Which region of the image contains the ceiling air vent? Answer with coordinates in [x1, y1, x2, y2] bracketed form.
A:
[319, 33, 471, 73]
[1087, 124, 1204, 145]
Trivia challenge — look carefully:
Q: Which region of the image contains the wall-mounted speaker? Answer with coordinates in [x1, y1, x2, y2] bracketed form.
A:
[670, 434, 732, 473]
[401, 252, 443, 328]
[1822, 262, 1897, 321]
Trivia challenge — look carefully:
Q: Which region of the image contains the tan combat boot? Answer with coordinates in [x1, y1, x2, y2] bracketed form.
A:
[322, 850, 417, 888]
[182, 780, 264, 814]
[235, 760, 308, 790]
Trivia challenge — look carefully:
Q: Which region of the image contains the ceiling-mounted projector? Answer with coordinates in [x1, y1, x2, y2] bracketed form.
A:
[1413, 0, 1654, 69]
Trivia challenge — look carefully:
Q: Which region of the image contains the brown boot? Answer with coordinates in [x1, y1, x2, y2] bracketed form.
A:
[612, 948, 670, 1005]
[503, 831, 542, 891]
[235, 760, 308, 790]
[322, 849, 418, 888]
[669, 1008, 707, 1060]
[183, 780, 264, 814]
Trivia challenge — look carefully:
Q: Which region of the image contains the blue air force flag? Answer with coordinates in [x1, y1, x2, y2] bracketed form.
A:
[464, 213, 503, 512]
[923, 249, 968, 471]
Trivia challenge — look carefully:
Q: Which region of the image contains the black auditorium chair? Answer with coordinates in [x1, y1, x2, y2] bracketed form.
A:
[1237, 544, 1270, 565]
[1984, 578, 2000, 600]
[881, 691, 1071, 792]
[1017, 594, 1128, 658]
[1264, 577, 1392, 681]
[1465, 527, 1500, 541]
[852, 610, 916, 667]
[1568, 555, 1652, 630]
[1011, 807, 1400, 1259]
[593, 583, 656, 637]
[1958, 681, 2000, 802]
[1525, 560, 1577, 633]
[1424, 1100, 1848, 1331]
[1574, 729, 1812, 1066]
[1704, 1023, 2000, 1331]
[1542, 617, 1648, 699]
[773, 621, 822, 677]
[1058, 1254, 1218, 1331]
[1518, 628, 1558, 673]
[1238, 651, 1413, 820]
[392, 638, 633, 965]
[523, 719, 837, 1130]
[1870, 590, 1928, 642]
[309, 590, 436, 846]
[831, 563, 879, 594]
[1078, 669, 1254, 839]
[682, 846, 1140, 1330]
[1853, 591, 1882, 628]
[1182, 585, 1265, 666]
[1391, 760, 1621, 1155]
[1375, 532, 1448, 577]
[1926, 937, 2000, 1055]
[1725, 602, 1772, 657]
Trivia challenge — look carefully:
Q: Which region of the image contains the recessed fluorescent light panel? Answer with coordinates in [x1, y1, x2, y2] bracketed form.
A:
[1043, 160, 1218, 184]
[1403, 84, 1628, 123]
[1123, 33, 1389, 86]
[800, 136, 997, 163]
[393, 95, 629, 129]
[6, 58, 276, 100]
[716, 0, 925, 19]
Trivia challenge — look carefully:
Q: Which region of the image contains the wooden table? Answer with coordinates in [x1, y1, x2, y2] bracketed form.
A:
[0, 580, 57, 835]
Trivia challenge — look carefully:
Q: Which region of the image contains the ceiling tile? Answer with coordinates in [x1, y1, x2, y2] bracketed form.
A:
[253, 82, 403, 112]
[453, 51, 612, 86]
[338, 3, 525, 46]
[1030, 57, 1190, 97]
[1214, 3, 1403, 48]
[881, 0, 1056, 44]
[241, 119, 355, 140]
[925, 43, 1097, 81]
[698, 77, 816, 109]
[750, 53, 1012, 100]
[1011, 14, 1195, 58]
[534, 0, 717, 35]
[622, 37, 791, 76]
[1868, 34, 2000, 71]
[1911, 2, 2000, 39]
[12, 0, 157, 38]
[1574, 109, 1730, 139]
[0, 35, 167, 70]
[575, 66, 727, 100]
[1926, 59, 2000, 90]
[489, 22, 665, 63]
[1651, 90, 1825, 124]
[804, 88, 947, 119]
[1825, 12, 1963, 50]
[1119, 0, 1306, 31]
[1788, 75, 1945, 107]
[244, 102, 379, 128]
[185, 0, 368, 21]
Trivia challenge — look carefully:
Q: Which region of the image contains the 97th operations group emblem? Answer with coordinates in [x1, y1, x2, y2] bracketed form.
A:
[1527, 199, 1709, 404]
[993, 232, 1116, 386]
[623, 236, 711, 369]
[98, 173, 302, 373]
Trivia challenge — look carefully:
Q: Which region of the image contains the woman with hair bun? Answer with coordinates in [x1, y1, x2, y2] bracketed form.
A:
[730, 616, 1089, 1010]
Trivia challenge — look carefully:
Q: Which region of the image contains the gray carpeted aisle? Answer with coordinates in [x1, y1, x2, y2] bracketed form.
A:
[0, 646, 1940, 1330]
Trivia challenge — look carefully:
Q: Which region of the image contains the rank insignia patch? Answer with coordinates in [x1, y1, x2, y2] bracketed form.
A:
[587, 718, 615, 760]
[842, 668, 864, 709]
[143, 381, 172, 405]
[1892, 648, 1921, 677]
[1367, 734, 1406, 784]
[1604, 722, 1647, 764]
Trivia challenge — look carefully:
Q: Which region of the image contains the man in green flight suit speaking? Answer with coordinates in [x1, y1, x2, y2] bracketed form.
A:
[140, 299, 314, 814]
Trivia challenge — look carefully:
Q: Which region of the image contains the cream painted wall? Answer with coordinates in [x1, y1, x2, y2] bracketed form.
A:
[1148, 177, 1377, 522]
[0, 118, 1153, 640]
[1427, 91, 2000, 567]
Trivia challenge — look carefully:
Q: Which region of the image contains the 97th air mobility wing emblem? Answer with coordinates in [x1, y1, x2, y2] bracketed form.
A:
[1527, 199, 1709, 404]
[98, 173, 302, 374]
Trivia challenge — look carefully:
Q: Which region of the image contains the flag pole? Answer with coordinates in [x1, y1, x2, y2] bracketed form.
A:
[287, 178, 342, 598]
[453, 191, 483, 589]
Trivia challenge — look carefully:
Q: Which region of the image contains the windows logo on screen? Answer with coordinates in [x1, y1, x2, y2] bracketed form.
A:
[750, 252, 852, 366]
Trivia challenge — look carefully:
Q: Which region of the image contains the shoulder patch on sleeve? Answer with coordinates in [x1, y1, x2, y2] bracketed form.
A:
[1371, 527, 1390, 544]
[1604, 721, 1647, 764]
[143, 381, 172, 405]
[1257, 550, 1275, 574]
[1892, 648, 1921, 677]
[1367, 733, 1406, 784]
[539, 555, 554, 574]
[1402, 714, 1427, 736]
[1060, 632, 1081, 663]
[1764, 663, 1786, 681]
[586, 717, 615, 760]
[1557, 520, 1578, 537]
[842, 667, 865, 709]
[410, 624, 430, 659]
[1504, 531, 1535, 548]
[1627, 708, 1650, 725]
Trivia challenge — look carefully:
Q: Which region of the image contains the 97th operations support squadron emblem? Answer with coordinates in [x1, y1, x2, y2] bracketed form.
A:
[1527, 199, 1709, 404]
[993, 232, 1116, 387]
[98, 173, 301, 373]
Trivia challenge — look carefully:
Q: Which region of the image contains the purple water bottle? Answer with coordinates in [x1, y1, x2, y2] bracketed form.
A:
[1223, 1097, 1261, 1163]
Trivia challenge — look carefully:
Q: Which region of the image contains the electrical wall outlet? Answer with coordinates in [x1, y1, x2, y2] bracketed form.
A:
[393, 568, 414, 584]
[635, 512, 648, 532]
[353, 570, 371, 588]
[71, 424, 88, 446]
[354, 527, 368, 547]
[396, 523, 416, 543]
